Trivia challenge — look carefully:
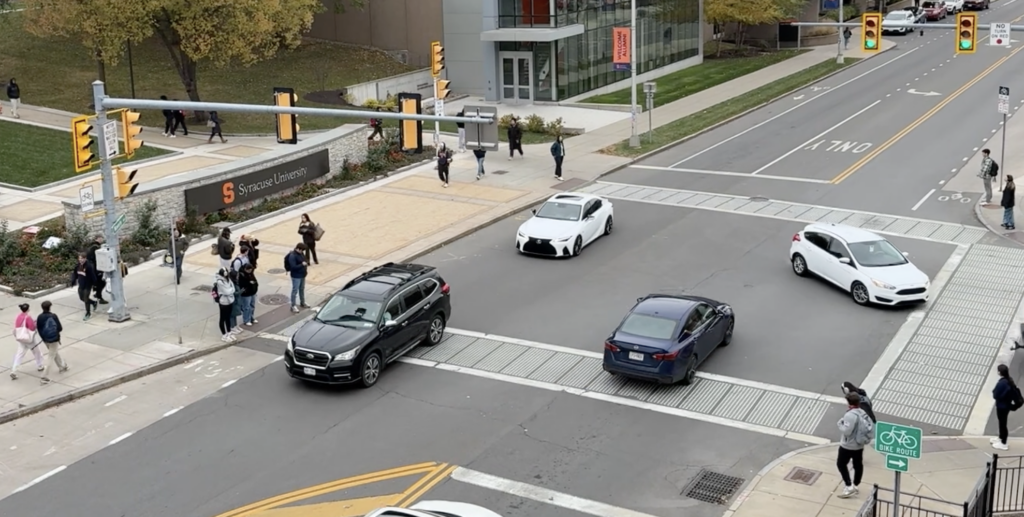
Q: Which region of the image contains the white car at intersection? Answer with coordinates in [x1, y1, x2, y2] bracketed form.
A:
[516, 193, 614, 258]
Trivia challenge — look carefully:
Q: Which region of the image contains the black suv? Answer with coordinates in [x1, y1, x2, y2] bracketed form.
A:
[284, 262, 451, 388]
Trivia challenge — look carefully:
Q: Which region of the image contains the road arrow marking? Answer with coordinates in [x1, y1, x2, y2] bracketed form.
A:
[793, 95, 805, 100]
[907, 89, 941, 96]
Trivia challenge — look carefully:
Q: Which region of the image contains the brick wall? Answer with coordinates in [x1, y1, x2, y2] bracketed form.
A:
[62, 124, 368, 236]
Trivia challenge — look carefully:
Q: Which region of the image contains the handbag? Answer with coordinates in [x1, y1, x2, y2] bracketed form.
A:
[210, 243, 219, 255]
[207, 120, 216, 128]
[313, 223, 325, 241]
[14, 317, 34, 345]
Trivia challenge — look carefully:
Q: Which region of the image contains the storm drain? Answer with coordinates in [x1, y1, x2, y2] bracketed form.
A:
[259, 294, 289, 306]
[683, 470, 745, 504]
[784, 467, 822, 486]
[193, 284, 213, 292]
[266, 268, 287, 275]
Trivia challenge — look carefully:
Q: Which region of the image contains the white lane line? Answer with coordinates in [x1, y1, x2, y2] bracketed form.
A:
[670, 47, 920, 167]
[860, 245, 969, 397]
[221, 379, 237, 388]
[628, 165, 832, 184]
[258, 333, 290, 342]
[965, 289, 1024, 434]
[12, 466, 66, 494]
[450, 467, 661, 517]
[109, 433, 132, 445]
[162, 407, 183, 418]
[751, 100, 881, 175]
[444, 328, 846, 405]
[911, 189, 936, 211]
[272, 355, 284, 362]
[398, 357, 827, 445]
[104, 395, 128, 407]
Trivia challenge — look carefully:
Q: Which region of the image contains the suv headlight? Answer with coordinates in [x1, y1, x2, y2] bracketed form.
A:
[286, 337, 294, 353]
[872, 279, 896, 290]
[332, 347, 361, 363]
[517, 231, 525, 238]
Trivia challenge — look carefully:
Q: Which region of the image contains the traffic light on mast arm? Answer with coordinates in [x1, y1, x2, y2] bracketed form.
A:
[71, 115, 96, 173]
[437, 80, 452, 101]
[274, 87, 299, 145]
[430, 41, 445, 77]
[115, 166, 139, 199]
[121, 110, 144, 158]
[956, 12, 977, 54]
[861, 13, 882, 52]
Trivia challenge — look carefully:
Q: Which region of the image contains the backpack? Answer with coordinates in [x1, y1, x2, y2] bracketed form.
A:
[231, 257, 244, 272]
[1010, 380, 1024, 411]
[39, 316, 59, 343]
[853, 409, 875, 446]
[991, 161, 1000, 177]
[284, 254, 292, 272]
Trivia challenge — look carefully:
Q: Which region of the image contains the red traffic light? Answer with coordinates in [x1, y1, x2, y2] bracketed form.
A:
[960, 18, 972, 28]
[865, 19, 877, 28]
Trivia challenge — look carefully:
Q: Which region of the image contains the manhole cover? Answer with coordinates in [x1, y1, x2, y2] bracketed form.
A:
[267, 268, 287, 275]
[193, 284, 213, 292]
[683, 470, 745, 504]
[491, 170, 510, 175]
[748, 196, 770, 202]
[259, 294, 289, 306]
[784, 467, 821, 486]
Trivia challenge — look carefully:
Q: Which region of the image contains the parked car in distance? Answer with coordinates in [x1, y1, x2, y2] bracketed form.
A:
[922, 1, 947, 19]
[882, 10, 917, 33]
[963, 0, 989, 9]
[944, 0, 964, 12]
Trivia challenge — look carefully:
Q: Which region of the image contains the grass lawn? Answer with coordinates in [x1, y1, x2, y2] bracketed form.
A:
[435, 121, 558, 145]
[581, 49, 809, 107]
[0, 12, 415, 134]
[0, 119, 170, 188]
[602, 58, 861, 158]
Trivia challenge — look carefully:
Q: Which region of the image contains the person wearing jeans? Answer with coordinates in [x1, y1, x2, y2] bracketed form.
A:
[36, 301, 68, 385]
[473, 148, 486, 179]
[238, 263, 259, 326]
[71, 253, 99, 320]
[992, 364, 1018, 450]
[10, 303, 44, 380]
[169, 227, 189, 285]
[1002, 175, 1016, 230]
[550, 135, 565, 181]
[214, 269, 237, 342]
[285, 243, 309, 313]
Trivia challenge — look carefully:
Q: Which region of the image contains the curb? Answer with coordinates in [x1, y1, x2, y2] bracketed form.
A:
[974, 201, 1024, 248]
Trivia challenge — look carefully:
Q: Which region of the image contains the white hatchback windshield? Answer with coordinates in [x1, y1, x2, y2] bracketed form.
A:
[316, 294, 382, 328]
[619, 313, 678, 340]
[849, 240, 909, 267]
[535, 202, 582, 221]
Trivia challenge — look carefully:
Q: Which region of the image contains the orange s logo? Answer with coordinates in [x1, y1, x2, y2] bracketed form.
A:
[222, 182, 235, 205]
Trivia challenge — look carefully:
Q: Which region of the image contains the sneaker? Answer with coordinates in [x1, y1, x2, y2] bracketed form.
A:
[9, 372, 16, 380]
[228, 334, 237, 342]
[300, 304, 310, 309]
[252, 319, 259, 324]
[40, 377, 50, 385]
[83, 313, 91, 321]
[221, 334, 231, 342]
[994, 442, 1010, 450]
[291, 306, 300, 313]
[443, 183, 448, 188]
[992, 437, 1001, 444]
[508, 157, 512, 161]
[162, 132, 168, 137]
[36, 366, 44, 372]
[476, 175, 481, 180]
[245, 322, 253, 327]
[557, 177, 564, 181]
[98, 298, 109, 304]
[232, 327, 243, 334]
[169, 134, 176, 138]
[58, 365, 68, 373]
[837, 486, 857, 498]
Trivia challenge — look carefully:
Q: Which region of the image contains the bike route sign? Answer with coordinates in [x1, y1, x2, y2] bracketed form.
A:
[875, 421, 922, 460]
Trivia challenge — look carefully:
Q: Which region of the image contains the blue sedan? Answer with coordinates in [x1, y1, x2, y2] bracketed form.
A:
[602, 294, 735, 385]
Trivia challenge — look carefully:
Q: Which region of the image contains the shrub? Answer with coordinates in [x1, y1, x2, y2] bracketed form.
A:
[545, 117, 565, 136]
[362, 94, 398, 111]
[130, 200, 163, 248]
[179, 205, 211, 237]
[523, 114, 546, 134]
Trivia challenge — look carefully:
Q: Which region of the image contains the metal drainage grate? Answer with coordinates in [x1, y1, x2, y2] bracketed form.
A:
[259, 294, 289, 306]
[784, 467, 822, 486]
[748, 196, 770, 202]
[193, 285, 214, 292]
[490, 170, 510, 175]
[266, 268, 287, 275]
[683, 470, 745, 505]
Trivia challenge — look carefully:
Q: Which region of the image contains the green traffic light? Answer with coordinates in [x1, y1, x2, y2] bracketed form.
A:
[960, 40, 971, 49]
[866, 40, 877, 49]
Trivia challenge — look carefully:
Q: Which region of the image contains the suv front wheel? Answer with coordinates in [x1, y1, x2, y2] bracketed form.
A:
[426, 314, 446, 346]
[358, 351, 383, 388]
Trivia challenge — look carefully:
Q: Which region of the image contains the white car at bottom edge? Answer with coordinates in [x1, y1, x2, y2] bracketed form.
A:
[516, 193, 614, 258]
[366, 500, 503, 517]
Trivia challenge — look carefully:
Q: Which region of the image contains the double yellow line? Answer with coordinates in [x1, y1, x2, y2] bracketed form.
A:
[831, 13, 1024, 184]
[218, 461, 455, 517]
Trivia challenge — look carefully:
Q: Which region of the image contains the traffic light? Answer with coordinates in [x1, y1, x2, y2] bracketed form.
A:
[437, 80, 452, 101]
[71, 115, 96, 173]
[121, 110, 144, 158]
[398, 92, 423, 153]
[956, 12, 977, 54]
[115, 167, 138, 199]
[862, 13, 881, 52]
[430, 41, 445, 77]
[274, 87, 298, 145]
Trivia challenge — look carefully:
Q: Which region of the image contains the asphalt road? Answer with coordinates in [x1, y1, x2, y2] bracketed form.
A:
[0, 357, 808, 517]
[418, 200, 956, 395]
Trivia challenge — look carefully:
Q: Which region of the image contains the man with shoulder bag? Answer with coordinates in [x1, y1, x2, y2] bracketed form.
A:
[836, 392, 874, 499]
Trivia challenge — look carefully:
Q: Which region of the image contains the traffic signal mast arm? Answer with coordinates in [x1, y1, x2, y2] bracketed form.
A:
[786, 20, 1022, 30]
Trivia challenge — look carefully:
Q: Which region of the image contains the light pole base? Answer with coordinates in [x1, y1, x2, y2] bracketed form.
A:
[629, 135, 641, 148]
[108, 310, 132, 323]
[836, 54, 844, 64]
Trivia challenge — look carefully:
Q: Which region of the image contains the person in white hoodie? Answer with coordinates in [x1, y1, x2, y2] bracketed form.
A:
[836, 392, 874, 499]
[213, 268, 237, 342]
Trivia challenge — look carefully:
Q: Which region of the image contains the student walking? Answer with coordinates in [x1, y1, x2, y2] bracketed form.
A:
[160, 95, 176, 137]
[36, 301, 68, 385]
[436, 143, 452, 187]
[86, 234, 108, 304]
[843, 27, 852, 49]
[550, 135, 566, 181]
[213, 269, 237, 342]
[169, 227, 189, 285]
[71, 253, 100, 320]
[238, 263, 259, 326]
[473, 147, 487, 180]
[6, 78, 21, 118]
[980, 149, 998, 204]
[992, 364, 1023, 450]
[507, 120, 523, 160]
[285, 243, 309, 313]
[173, 103, 189, 136]
[456, 109, 467, 152]
[836, 392, 874, 498]
[1002, 175, 1016, 230]
[298, 214, 320, 265]
[207, 110, 227, 144]
[10, 303, 44, 380]
[368, 107, 384, 141]
[216, 227, 235, 271]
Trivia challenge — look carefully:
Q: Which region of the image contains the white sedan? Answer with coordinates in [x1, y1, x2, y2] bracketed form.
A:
[366, 501, 502, 517]
[516, 193, 614, 257]
[789, 223, 930, 306]
[945, 0, 964, 12]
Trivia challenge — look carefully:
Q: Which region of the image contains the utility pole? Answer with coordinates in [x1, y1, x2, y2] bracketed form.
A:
[837, 1, 845, 64]
[91, 80, 130, 322]
[629, 0, 640, 148]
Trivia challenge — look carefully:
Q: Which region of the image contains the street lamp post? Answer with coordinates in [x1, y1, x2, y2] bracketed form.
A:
[629, 0, 640, 148]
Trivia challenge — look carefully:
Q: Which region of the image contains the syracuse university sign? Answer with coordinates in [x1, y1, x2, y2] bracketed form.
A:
[184, 149, 330, 214]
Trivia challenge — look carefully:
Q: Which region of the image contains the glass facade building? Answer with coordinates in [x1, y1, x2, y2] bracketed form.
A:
[491, 0, 700, 101]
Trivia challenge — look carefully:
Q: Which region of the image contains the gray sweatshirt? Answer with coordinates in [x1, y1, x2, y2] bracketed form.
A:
[837, 408, 870, 450]
[214, 276, 236, 306]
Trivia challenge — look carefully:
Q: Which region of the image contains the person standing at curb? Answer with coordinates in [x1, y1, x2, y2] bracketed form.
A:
[36, 301, 68, 385]
[550, 135, 566, 181]
[10, 303, 44, 380]
[207, 110, 227, 144]
[6, 78, 21, 119]
[86, 234, 108, 304]
[836, 392, 873, 499]
[71, 253, 100, 321]
[160, 95, 175, 137]
[169, 227, 189, 285]
[1002, 175, 1016, 230]
[238, 263, 259, 327]
[285, 243, 309, 313]
[213, 268, 237, 342]
[456, 109, 467, 152]
[216, 228, 234, 271]
[473, 147, 486, 180]
[507, 120, 523, 160]
[980, 149, 998, 204]
[298, 214, 320, 265]
[992, 364, 1023, 451]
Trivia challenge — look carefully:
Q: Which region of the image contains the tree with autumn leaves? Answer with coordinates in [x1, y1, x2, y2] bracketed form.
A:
[703, 0, 807, 54]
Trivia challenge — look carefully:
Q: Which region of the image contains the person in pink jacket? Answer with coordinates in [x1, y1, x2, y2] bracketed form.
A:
[11, 302, 44, 380]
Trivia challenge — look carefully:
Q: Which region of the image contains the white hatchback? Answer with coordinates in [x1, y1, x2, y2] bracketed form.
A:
[789, 223, 930, 306]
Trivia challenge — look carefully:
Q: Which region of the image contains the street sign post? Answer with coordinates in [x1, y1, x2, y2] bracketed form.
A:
[1000, 86, 1010, 188]
[875, 421, 921, 513]
[112, 213, 127, 233]
[643, 82, 657, 143]
[885, 454, 909, 472]
[79, 185, 95, 212]
[991, 22, 1011, 46]
[102, 121, 118, 159]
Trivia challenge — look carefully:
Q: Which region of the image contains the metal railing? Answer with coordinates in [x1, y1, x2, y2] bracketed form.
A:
[990, 455, 1024, 514]
[856, 464, 992, 517]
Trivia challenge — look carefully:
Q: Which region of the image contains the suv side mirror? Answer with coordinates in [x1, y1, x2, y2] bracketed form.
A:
[383, 320, 399, 329]
[531, 209, 537, 215]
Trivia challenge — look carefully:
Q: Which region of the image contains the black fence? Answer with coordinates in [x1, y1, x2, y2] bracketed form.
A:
[856, 462, 992, 517]
[991, 454, 1024, 514]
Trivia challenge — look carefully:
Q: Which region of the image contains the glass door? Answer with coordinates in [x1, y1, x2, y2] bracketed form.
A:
[499, 53, 533, 103]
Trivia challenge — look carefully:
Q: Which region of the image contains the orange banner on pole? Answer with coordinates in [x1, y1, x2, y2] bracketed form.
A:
[613, 27, 631, 71]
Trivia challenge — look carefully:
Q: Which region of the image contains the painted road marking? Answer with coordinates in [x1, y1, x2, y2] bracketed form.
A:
[627, 165, 832, 184]
[669, 47, 921, 167]
[12, 466, 66, 494]
[752, 100, 880, 175]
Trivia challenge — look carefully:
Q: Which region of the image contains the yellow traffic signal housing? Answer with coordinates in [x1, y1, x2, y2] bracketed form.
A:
[274, 87, 299, 144]
[121, 110, 144, 158]
[71, 116, 96, 173]
[430, 41, 445, 77]
[956, 12, 977, 54]
[115, 167, 139, 199]
[437, 80, 452, 101]
[861, 13, 882, 52]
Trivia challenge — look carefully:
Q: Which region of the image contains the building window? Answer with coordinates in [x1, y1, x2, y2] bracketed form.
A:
[535, 42, 556, 101]
[498, 0, 553, 28]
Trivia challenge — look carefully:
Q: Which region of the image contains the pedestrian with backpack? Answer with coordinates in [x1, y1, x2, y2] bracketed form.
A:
[10, 303, 44, 380]
[842, 381, 877, 423]
[238, 263, 259, 326]
[836, 392, 874, 499]
[992, 364, 1023, 450]
[980, 149, 999, 204]
[36, 301, 68, 385]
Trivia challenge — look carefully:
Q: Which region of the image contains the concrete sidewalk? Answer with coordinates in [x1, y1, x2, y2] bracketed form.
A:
[725, 436, 1005, 517]
[962, 98, 1024, 245]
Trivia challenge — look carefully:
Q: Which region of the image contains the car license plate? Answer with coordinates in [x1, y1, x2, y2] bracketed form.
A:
[303, 367, 316, 376]
[628, 352, 644, 361]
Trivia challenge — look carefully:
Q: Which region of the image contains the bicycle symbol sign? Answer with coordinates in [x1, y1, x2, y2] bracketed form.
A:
[875, 421, 922, 460]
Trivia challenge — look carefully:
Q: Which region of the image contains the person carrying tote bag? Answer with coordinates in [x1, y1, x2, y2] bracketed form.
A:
[10, 303, 44, 379]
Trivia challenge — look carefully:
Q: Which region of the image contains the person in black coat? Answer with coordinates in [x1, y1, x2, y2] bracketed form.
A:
[160, 95, 176, 137]
[507, 120, 523, 160]
[993, 364, 1019, 450]
[70, 253, 99, 320]
[1001, 175, 1016, 230]
[85, 234, 108, 304]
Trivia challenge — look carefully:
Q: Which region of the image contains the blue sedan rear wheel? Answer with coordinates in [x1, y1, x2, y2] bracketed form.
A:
[680, 356, 697, 386]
